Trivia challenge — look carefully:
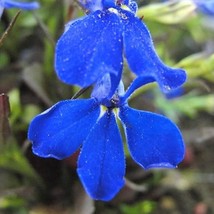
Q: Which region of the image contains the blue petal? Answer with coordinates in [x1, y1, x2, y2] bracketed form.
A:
[55, 10, 123, 88]
[28, 99, 100, 160]
[121, 76, 155, 103]
[103, 0, 116, 9]
[119, 105, 185, 169]
[91, 72, 121, 101]
[4, 0, 39, 10]
[77, 110, 125, 201]
[122, 11, 186, 93]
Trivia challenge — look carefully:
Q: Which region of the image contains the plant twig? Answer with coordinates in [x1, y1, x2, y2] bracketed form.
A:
[0, 10, 21, 47]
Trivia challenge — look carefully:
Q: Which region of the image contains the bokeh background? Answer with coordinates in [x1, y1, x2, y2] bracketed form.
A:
[0, 0, 214, 213]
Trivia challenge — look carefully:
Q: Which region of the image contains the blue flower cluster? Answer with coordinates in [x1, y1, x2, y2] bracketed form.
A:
[28, 0, 187, 201]
[0, 0, 39, 18]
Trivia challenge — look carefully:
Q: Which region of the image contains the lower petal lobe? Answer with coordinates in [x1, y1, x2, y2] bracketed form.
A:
[28, 99, 100, 160]
[122, 11, 186, 93]
[119, 105, 185, 169]
[55, 10, 123, 88]
[78, 111, 125, 201]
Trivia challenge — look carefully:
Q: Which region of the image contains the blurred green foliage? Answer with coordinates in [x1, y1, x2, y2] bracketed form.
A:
[120, 200, 156, 214]
[0, 0, 214, 213]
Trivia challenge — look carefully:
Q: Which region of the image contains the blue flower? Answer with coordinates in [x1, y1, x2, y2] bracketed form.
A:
[0, 0, 39, 18]
[55, 0, 186, 97]
[28, 78, 185, 201]
[193, 0, 214, 16]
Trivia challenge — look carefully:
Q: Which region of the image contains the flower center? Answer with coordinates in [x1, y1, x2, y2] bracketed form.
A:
[110, 95, 120, 108]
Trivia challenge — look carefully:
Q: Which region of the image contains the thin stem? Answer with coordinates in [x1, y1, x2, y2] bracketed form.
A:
[0, 10, 21, 47]
[71, 86, 91, 99]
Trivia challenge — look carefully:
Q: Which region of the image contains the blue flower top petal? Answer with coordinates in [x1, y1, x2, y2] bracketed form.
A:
[55, 10, 123, 88]
[2, 0, 39, 10]
[121, 10, 187, 93]
[56, 0, 186, 94]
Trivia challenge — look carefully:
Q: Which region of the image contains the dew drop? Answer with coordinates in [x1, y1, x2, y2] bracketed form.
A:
[120, 13, 127, 19]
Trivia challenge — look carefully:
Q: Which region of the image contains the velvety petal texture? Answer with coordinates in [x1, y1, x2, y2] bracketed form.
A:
[78, 111, 125, 201]
[3, 0, 39, 10]
[28, 99, 100, 159]
[119, 105, 185, 169]
[121, 76, 155, 103]
[91, 72, 123, 102]
[122, 11, 186, 93]
[91, 73, 113, 101]
[55, 10, 123, 88]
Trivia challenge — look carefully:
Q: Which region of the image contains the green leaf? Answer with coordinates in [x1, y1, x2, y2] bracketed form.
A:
[155, 92, 214, 121]
[137, 1, 196, 24]
[0, 195, 27, 212]
[0, 142, 44, 189]
[176, 53, 214, 82]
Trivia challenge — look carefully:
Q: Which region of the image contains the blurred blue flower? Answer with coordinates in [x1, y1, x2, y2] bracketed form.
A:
[0, 0, 39, 17]
[28, 77, 185, 201]
[55, 0, 186, 97]
[193, 0, 214, 16]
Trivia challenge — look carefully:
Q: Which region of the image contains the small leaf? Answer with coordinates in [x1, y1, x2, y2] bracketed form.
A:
[0, 142, 44, 188]
[155, 92, 214, 120]
[22, 63, 53, 106]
